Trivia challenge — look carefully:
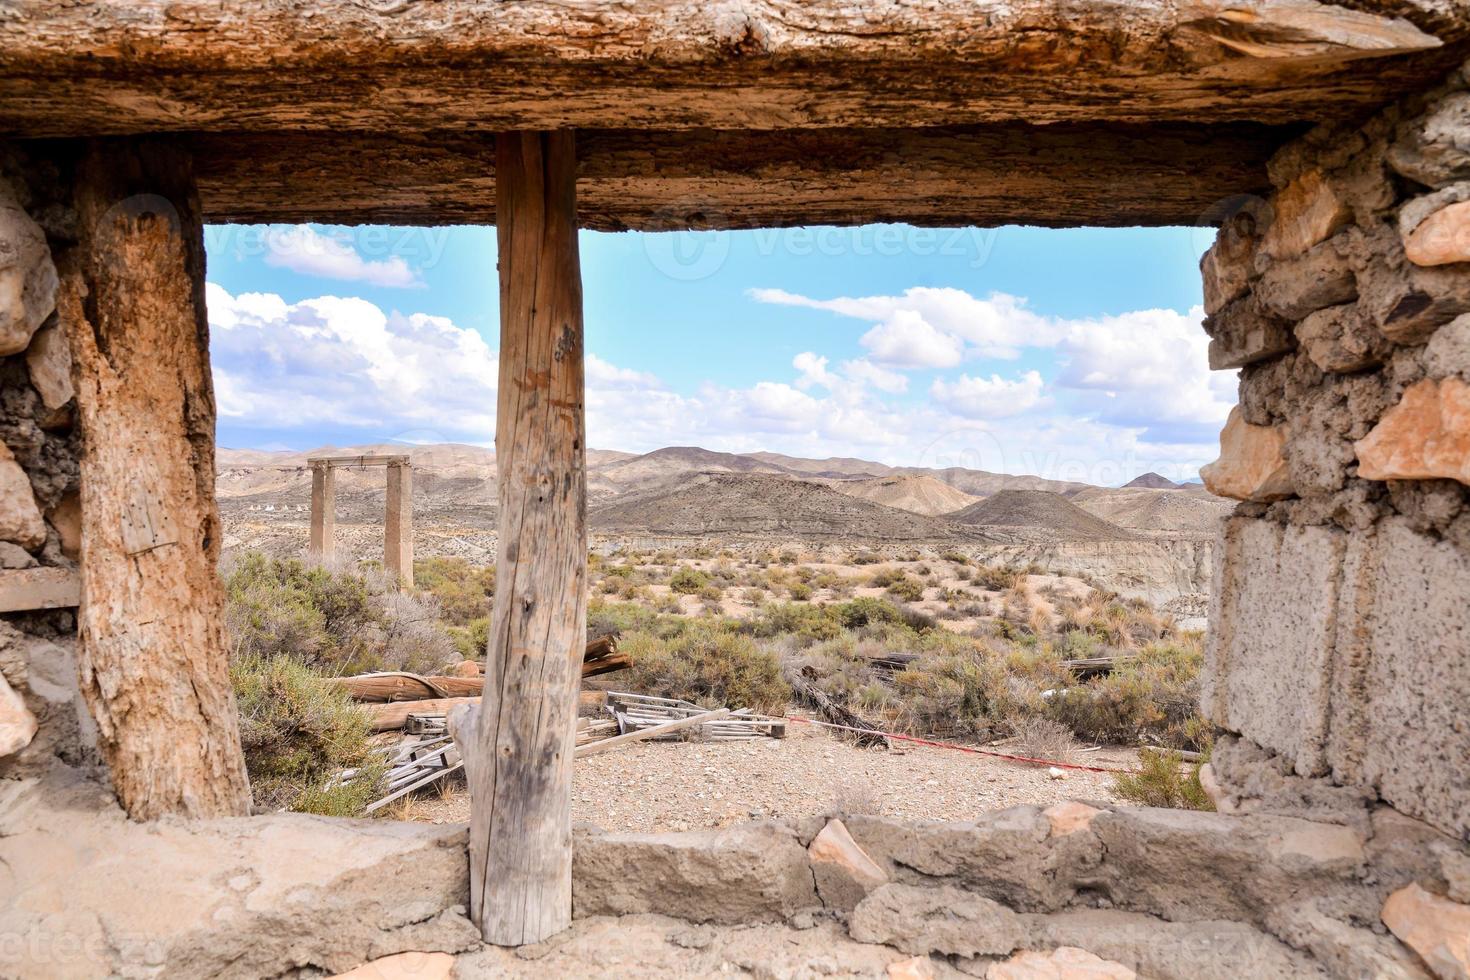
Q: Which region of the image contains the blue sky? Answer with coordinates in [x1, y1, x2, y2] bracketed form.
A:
[203, 222, 1234, 484]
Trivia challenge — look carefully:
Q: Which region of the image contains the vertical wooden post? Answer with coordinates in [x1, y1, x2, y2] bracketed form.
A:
[309, 462, 336, 563]
[60, 139, 252, 819]
[384, 461, 413, 586]
[457, 130, 586, 945]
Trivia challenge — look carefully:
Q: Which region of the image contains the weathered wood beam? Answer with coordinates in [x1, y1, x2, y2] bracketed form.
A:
[452, 130, 587, 946]
[187, 123, 1291, 229]
[0, 1, 1455, 137]
[59, 139, 252, 819]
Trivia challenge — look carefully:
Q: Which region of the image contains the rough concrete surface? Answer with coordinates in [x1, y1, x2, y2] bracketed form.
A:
[0, 770, 475, 979]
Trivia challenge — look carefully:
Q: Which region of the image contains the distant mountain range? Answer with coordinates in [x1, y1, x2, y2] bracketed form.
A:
[216, 442, 1226, 540]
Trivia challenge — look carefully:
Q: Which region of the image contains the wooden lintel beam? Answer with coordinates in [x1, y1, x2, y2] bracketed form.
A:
[0, 1, 1455, 137]
[184, 123, 1293, 230]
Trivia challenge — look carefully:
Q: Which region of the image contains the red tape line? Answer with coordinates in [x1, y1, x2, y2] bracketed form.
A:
[783, 714, 1134, 774]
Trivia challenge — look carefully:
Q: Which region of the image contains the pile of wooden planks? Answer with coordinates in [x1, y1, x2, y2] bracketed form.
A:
[332, 632, 628, 731]
[605, 692, 786, 741]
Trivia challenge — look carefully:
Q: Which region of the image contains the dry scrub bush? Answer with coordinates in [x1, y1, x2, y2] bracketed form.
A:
[670, 567, 711, 594]
[974, 564, 1025, 592]
[412, 556, 494, 626]
[224, 552, 453, 676]
[1046, 639, 1206, 750]
[231, 654, 385, 815]
[1113, 748, 1215, 811]
[1009, 716, 1079, 763]
[621, 621, 791, 714]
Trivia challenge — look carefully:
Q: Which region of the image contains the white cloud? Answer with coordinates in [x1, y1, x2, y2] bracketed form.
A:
[793, 352, 838, 390]
[209, 281, 1232, 485]
[929, 370, 1045, 419]
[208, 283, 498, 440]
[841, 358, 908, 394]
[261, 225, 423, 288]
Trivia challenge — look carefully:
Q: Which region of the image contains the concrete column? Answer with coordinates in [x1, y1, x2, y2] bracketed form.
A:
[309, 463, 335, 563]
[385, 461, 413, 586]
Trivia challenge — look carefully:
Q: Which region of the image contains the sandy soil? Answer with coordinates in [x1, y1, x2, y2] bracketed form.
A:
[398, 710, 1129, 830]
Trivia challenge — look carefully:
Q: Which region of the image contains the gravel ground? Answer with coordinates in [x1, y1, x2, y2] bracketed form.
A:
[403, 711, 1129, 830]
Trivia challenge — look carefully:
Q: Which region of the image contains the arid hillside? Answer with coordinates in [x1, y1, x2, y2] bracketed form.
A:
[217, 442, 1230, 603]
[829, 473, 979, 516]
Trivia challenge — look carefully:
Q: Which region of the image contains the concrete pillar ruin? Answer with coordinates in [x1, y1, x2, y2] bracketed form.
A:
[1198, 67, 1470, 842]
[307, 454, 413, 586]
[385, 460, 413, 587]
[308, 461, 336, 564]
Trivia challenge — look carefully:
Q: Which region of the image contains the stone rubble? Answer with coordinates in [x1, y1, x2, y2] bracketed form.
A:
[0, 184, 57, 357]
[985, 946, 1134, 980]
[1200, 408, 1294, 502]
[1381, 883, 1470, 980]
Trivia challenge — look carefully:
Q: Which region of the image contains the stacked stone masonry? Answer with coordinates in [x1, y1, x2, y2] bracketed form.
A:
[0, 148, 87, 776]
[1201, 63, 1470, 844]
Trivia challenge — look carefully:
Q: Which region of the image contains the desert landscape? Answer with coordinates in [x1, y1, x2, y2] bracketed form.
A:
[216, 443, 1229, 829]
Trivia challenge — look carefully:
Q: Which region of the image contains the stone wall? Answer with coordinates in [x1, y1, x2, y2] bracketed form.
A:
[1199, 63, 1470, 841]
[0, 145, 95, 779]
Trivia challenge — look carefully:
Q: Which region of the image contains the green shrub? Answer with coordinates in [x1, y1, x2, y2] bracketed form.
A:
[887, 576, 925, 602]
[974, 565, 1025, 592]
[1112, 748, 1215, 811]
[669, 567, 710, 594]
[1046, 639, 1206, 749]
[413, 557, 495, 626]
[224, 552, 454, 675]
[622, 623, 791, 713]
[447, 616, 490, 660]
[231, 654, 385, 815]
[788, 582, 813, 601]
[834, 597, 905, 630]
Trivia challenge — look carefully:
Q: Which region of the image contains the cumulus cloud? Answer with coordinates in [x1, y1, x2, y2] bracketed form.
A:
[261, 225, 423, 288]
[208, 283, 498, 440]
[751, 285, 1234, 439]
[209, 281, 1231, 484]
[930, 370, 1045, 419]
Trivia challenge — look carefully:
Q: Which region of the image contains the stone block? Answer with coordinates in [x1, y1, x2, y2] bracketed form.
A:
[808, 817, 889, 911]
[1020, 909, 1327, 980]
[1381, 884, 1470, 980]
[0, 670, 37, 758]
[23, 320, 72, 411]
[0, 185, 58, 357]
[1200, 408, 1294, 502]
[1388, 93, 1470, 187]
[1295, 303, 1389, 374]
[1405, 200, 1470, 268]
[572, 822, 817, 924]
[329, 951, 455, 980]
[0, 443, 45, 550]
[842, 808, 1091, 911]
[1204, 293, 1294, 370]
[1088, 807, 1364, 925]
[986, 947, 1135, 980]
[1256, 234, 1357, 321]
[886, 955, 937, 980]
[1200, 211, 1262, 315]
[1355, 378, 1470, 486]
[1331, 520, 1470, 840]
[849, 883, 1023, 957]
[1042, 801, 1101, 838]
[1426, 314, 1470, 379]
[1204, 518, 1343, 775]
[1262, 170, 1353, 261]
[45, 490, 79, 561]
[1354, 224, 1470, 344]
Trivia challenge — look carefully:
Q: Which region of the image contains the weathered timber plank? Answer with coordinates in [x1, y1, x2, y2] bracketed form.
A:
[60, 138, 252, 819]
[0, 1, 1454, 136]
[0, 566, 80, 612]
[187, 124, 1290, 229]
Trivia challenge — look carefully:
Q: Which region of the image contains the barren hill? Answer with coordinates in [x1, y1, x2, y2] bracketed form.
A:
[591, 473, 970, 541]
[1122, 472, 1180, 490]
[907, 467, 1090, 497]
[1073, 485, 1234, 535]
[832, 474, 979, 516]
[948, 489, 1136, 542]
